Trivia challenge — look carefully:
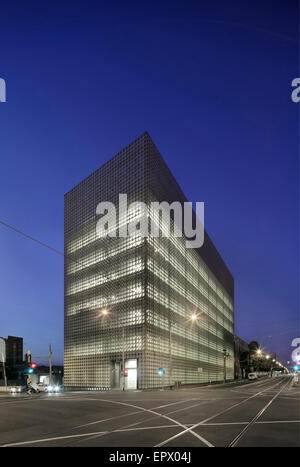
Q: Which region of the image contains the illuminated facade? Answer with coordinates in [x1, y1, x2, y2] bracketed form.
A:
[64, 132, 234, 389]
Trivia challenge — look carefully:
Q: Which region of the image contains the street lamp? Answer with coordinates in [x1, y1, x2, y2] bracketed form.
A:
[223, 348, 230, 383]
[191, 314, 197, 321]
[169, 320, 175, 387]
[256, 349, 262, 355]
[98, 308, 126, 391]
[266, 355, 270, 359]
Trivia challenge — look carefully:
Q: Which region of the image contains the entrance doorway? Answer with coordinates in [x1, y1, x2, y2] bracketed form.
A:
[125, 359, 137, 390]
[111, 361, 121, 388]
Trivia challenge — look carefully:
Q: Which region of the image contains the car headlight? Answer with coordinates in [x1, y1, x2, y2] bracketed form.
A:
[48, 386, 53, 391]
[55, 386, 59, 391]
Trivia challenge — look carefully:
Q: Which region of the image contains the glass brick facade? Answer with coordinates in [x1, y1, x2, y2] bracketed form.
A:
[64, 132, 234, 389]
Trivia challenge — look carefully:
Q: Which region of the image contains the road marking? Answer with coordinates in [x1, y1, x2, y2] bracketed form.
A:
[120, 401, 208, 433]
[73, 398, 197, 429]
[200, 420, 300, 426]
[230, 378, 282, 394]
[155, 376, 287, 447]
[0, 424, 184, 447]
[257, 420, 300, 424]
[1, 378, 294, 448]
[228, 378, 293, 447]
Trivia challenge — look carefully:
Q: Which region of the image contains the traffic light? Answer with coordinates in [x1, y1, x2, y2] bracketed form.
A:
[26, 362, 37, 374]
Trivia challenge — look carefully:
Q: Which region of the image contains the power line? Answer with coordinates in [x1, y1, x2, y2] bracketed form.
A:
[0, 220, 64, 258]
[0, 219, 94, 274]
[0, 218, 112, 303]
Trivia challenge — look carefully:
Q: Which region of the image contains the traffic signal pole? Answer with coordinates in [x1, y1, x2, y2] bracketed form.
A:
[223, 348, 229, 383]
[122, 329, 125, 391]
[2, 360, 7, 388]
[169, 321, 173, 387]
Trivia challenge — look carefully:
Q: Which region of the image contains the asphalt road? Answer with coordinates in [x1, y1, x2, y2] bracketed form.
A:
[0, 375, 299, 447]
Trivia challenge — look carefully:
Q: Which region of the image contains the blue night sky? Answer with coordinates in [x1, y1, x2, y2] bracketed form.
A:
[0, 1, 298, 366]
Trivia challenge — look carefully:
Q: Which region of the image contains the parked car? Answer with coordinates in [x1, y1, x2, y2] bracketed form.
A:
[248, 372, 258, 380]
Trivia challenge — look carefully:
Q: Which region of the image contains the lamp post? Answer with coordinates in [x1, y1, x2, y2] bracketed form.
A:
[122, 327, 125, 391]
[100, 308, 126, 391]
[223, 348, 230, 383]
[169, 320, 174, 387]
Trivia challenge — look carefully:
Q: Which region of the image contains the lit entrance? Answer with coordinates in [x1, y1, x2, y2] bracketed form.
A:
[125, 359, 137, 390]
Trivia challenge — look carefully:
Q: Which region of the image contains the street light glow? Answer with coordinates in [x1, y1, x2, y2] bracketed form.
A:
[256, 349, 262, 355]
[266, 355, 270, 359]
[191, 314, 197, 321]
[101, 309, 108, 316]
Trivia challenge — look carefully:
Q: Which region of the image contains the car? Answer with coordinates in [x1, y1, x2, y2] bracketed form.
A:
[36, 382, 48, 392]
[10, 386, 23, 393]
[248, 372, 258, 380]
[46, 384, 61, 393]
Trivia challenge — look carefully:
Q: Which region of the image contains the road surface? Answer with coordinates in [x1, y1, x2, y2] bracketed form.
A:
[0, 375, 299, 447]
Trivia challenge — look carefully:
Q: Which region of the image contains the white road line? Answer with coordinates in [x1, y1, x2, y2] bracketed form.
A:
[155, 377, 286, 447]
[257, 420, 300, 424]
[0, 424, 183, 447]
[121, 401, 208, 432]
[0, 397, 214, 448]
[200, 420, 300, 426]
[75, 406, 208, 447]
[228, 377, 292, 447]
[73, 398, 197, 430]
[69, 398, 214, 447]
[72, 409, 143, 430]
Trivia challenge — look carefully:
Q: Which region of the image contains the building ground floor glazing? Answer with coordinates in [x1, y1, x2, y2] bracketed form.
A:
[64, 296, 234, 390]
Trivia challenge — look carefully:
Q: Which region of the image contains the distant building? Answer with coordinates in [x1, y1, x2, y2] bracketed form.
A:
[234, 335, 249, 379]
[30, 366, 64, 386]
[0, 336, 23, 366]
[64, 132, 235, 390]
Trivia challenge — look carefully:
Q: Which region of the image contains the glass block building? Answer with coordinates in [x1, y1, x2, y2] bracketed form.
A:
[64, 132, 234, 389]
